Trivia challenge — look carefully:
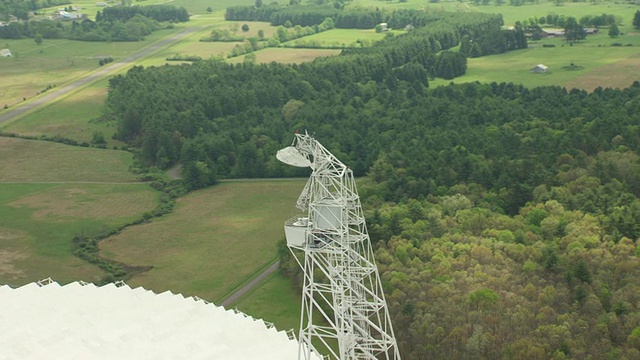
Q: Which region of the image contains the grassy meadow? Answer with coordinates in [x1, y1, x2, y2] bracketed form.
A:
[99, 179, 306, 303]
[0, 79, 127, 146]
[0, 26, 181, 108]
[136, 19, 281, 66]
[228, 47, 342, 64]
[432, 35, 640, 90]
[233, 271, 302, 330]
[0, 137, 137, 182]
[0, 137, 161, 286]
[285, 27, 393, 48]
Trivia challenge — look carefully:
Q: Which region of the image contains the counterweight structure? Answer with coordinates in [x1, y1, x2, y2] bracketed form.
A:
[277, 132, 401, 360]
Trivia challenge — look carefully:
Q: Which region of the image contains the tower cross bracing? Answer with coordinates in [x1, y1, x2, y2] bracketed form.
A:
[278, 132, 401, 360]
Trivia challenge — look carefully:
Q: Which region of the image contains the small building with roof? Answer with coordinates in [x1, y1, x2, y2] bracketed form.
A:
[530, 64, 548, 73]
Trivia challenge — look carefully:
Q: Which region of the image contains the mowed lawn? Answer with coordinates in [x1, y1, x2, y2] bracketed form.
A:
[0, 137, 161, 286]
[99, 179, 307, 303]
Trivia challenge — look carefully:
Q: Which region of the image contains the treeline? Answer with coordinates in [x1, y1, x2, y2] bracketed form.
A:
[96, 5, 189, 23]
[0, 14, 166, 41]
[271, 6, 382, 28]
[227, 18, 336, 57]
[225, 4, 504, 31]
[531, 12, 617, 27]
[0, 0, 70, 20]
[105, 12, 529, 190]
[460, 27, 527, 58]
[224, 5, 526, 60]
[110, 13, 522, 180]
[225, 3, 282, 22]
[107, 53, 640, 215]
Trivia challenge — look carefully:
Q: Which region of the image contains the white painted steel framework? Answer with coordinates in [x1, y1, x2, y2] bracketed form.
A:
[277, 132, 401, 360]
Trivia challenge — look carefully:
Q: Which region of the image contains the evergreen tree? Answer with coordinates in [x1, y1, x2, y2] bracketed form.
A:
[608, 23, 620, 38]
[634, 10, 640, 30]
[564, 16, 585, 43]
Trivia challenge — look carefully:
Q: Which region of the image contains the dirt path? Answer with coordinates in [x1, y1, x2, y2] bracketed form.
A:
[0, 27, 199, 125]
[221, 260, 281, 307]
[167, 163, 183, 180]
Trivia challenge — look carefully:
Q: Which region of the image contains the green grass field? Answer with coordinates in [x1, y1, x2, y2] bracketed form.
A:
[233, 271, 302, 331]
[0, 26, 178, 108]
[431, 31, 640, 90]
[136, 19, 281, 66]
[0, 79, 128, 147]
[0, 137, 138, 182]
[229, 47, 342, 64]
[286, 28, 392, 48]
[0, 137, 161, 286]
[99, 179, 306, 303]
[0, 182, 160, 286]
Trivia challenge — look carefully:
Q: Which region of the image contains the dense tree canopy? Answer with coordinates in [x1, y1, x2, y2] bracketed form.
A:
[97, 5, 189, 23]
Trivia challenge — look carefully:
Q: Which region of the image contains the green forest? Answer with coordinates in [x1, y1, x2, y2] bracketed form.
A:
[102, 5, 640, 360]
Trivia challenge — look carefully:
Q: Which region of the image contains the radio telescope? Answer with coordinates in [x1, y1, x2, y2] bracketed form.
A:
[278, 132, 401, 360]
[1, 278, 321, 359]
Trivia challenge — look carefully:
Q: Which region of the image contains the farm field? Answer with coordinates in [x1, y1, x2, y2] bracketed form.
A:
[137, 19, 281, 66]
[285, 28, 391, 48]
[99, 179, 306, 303]
[0, 26, 180, 109]
[0, 137, 161, 286]
[433, 36, 640, 90]
[0, 79, 126, 146]
[0, 137, 137, 182]
[230, 47, 342, 64]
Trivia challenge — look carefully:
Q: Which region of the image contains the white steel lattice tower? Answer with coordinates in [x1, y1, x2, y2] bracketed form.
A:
[277, 132, 401, 360]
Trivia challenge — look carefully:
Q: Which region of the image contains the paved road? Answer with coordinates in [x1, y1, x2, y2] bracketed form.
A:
[221, 260, 281, 307]
[0, 27, 199, 124]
